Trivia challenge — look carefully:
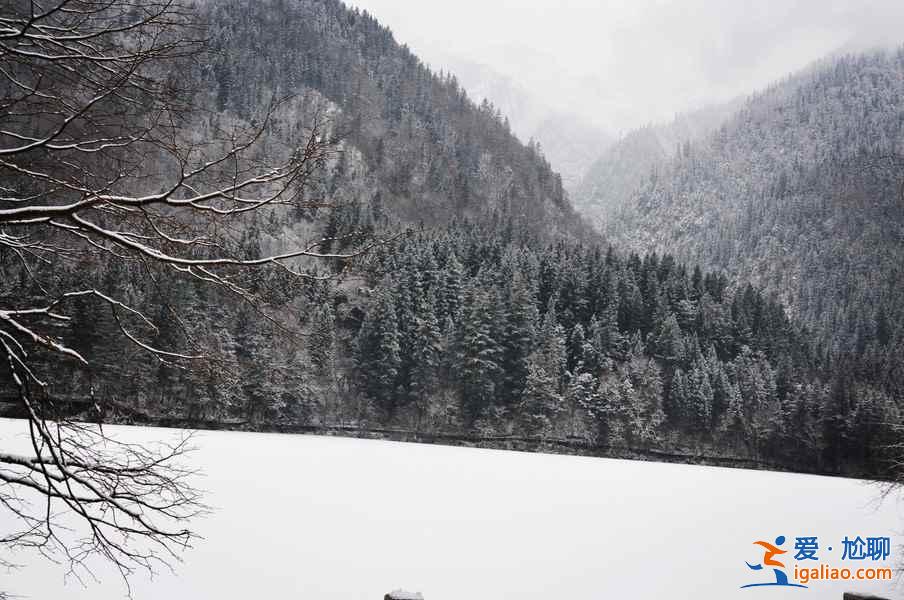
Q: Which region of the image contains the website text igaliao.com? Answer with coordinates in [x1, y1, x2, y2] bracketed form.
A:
[792, 563, 893, 585]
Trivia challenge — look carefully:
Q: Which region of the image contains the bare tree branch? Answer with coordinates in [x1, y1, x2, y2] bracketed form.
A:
[0, 0, 390, 593]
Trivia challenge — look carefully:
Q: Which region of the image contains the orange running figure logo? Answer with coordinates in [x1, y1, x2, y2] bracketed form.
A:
[741, 535, 807, 589]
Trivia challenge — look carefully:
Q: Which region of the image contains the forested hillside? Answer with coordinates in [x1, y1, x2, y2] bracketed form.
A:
[1, 0, 901, 481]
[345, 222, 898, 476]
[199, 0, 584, 237]
[579, 48, 904, 404]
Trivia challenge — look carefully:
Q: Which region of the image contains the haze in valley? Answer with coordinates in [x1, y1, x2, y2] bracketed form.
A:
[347, 0, 904, 135]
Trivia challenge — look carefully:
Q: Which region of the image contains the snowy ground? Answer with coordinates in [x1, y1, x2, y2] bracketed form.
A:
[0, 418, 901, 600]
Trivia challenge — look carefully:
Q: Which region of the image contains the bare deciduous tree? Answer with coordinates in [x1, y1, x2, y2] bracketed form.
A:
[0, 0, 381, 589]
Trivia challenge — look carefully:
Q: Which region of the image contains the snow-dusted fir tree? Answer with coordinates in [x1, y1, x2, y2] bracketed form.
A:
[356, 286, 402, 417]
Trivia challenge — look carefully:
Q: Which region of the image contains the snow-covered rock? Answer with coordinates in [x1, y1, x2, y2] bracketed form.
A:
[385, 589, 424, 600]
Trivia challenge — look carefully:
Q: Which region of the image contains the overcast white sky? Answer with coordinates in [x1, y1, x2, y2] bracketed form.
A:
[346, 0, 904, 133]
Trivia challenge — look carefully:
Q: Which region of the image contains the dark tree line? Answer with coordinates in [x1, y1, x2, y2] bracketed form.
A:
[347, 217, 900, 477]
[6, 206, 897, 479]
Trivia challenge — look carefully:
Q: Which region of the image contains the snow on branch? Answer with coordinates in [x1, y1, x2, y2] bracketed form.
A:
[0, 0, 394, 591]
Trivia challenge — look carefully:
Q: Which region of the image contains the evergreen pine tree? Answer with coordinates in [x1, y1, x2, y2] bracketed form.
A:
[355, 287, 402, 418]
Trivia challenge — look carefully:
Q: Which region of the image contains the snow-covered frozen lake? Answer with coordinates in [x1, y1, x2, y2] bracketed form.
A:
[1, 418, 901, 599]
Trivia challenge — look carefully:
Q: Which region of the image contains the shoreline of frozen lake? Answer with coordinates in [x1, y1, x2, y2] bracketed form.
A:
[1, 418, 901, 599]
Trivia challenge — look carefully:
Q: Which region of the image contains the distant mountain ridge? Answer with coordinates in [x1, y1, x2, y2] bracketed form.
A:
[573, 97, 743, 227]
[578, 47, 904, 396]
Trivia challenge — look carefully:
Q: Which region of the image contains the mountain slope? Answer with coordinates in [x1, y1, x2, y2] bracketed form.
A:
[589, 48, 904, 394]
[199, 0, 587, 238]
